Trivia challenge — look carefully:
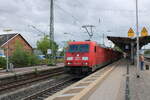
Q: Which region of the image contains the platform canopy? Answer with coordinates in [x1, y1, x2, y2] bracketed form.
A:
[107, 36, 150, 52]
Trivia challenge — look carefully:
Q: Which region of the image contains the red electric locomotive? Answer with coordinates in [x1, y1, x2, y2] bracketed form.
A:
[65, 41, 121, 74]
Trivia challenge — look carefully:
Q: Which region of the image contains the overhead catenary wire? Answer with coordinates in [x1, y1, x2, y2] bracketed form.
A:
[54, 2, 85, 38]
[54, 0, 144, 42]
[54, 4, 81, 25]
[28, 25, 46, 37]
[74, 0, 83, 5]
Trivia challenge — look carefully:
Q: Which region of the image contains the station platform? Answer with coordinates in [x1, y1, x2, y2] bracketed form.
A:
[129, 64, 150, 100]
[88, 60, 126, 100]
[89, 60, 150, 100]
[0, 63, 64, 79]
[45, 59, 150, 100]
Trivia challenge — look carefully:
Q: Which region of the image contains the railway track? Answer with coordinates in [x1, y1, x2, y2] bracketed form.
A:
[22, 61, 121, 100]
[23, 76, 79, 100]
[0, 61, 121, 100]
[0, 68, 65, 94]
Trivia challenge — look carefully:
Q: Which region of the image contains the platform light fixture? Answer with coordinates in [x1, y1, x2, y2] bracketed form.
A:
[3, 29, 12, 72]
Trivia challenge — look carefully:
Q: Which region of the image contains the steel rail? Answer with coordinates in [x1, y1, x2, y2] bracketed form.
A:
[0, 69, 64, 93]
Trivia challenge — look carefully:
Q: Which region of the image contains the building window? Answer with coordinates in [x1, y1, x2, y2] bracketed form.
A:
[0, 49, 5, 56]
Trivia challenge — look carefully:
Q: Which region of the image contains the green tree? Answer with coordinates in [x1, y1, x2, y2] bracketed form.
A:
[0, 57, 6, 69]
[11, 42, 29, 67]
[36, 36, 58, 57]
[60, 40, 73, 56]
[11, 41, 39, 67]
[144, 50, 150, 55]
[60, 48, 65, 56]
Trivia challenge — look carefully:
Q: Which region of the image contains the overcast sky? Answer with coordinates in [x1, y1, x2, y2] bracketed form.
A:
[0, 0, 150, 48]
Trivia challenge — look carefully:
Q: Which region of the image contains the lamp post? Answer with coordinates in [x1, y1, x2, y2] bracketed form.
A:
[135, 0, 140, 78]
[3, 29, 12, 72]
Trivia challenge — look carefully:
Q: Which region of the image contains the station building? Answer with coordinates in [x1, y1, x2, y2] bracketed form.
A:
[0, 33, 33, 56]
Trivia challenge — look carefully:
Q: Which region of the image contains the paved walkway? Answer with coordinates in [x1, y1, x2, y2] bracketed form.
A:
[88, 60, 150, 100]
[129, 64, 150, 100]
[88, 60, 127, 100]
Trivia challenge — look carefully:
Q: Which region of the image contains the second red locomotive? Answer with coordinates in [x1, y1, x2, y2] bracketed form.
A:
[65, 41, 121, 74]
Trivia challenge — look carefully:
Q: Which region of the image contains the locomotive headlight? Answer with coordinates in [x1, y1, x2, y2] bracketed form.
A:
[82, 57, 88, 60]
[67, 62, 72, 65]
[67, 57, 73, 60]
[83, 62, 88, 66]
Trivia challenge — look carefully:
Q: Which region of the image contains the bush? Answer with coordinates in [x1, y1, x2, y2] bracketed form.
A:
[11, 51, 39, 67]
[56, 58, 64, 63]
[37, 58, 64, 66]
[28, 54, 39, 66]
[10, 47, 39, 67]
[11, 49, 29, 67]
[38, 59, 49, 65]
[0, 57, 6, 69]
[144, 50, 150, 55]
[47, 59, 56, 66]
[10, 41, 39, 67]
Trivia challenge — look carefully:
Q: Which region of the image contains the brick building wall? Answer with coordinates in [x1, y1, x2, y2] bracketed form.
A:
[1, 35, 32, 56]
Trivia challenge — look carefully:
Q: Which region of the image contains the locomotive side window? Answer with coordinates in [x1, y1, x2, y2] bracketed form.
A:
[94, 46, 96, 52]
[68, 44, 89, 52]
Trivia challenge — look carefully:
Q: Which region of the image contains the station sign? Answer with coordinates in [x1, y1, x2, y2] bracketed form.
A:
[128, 28, 135, 37]
[47, 49, 51, 54]
[141, 27, 148, 36]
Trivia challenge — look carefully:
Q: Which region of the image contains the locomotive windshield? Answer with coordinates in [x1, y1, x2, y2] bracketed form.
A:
[68, 44, 89, 53]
